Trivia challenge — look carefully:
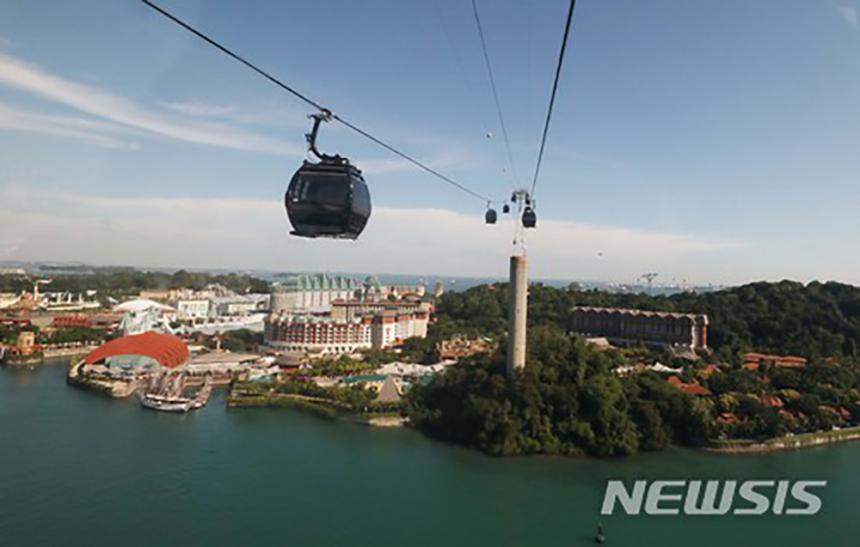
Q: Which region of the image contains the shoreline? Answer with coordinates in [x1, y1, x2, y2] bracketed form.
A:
[227, 392, 408, 427]
[1, 345, 98, 367]
[65, 359, 137, 398]
[707, 426, 860, 454]
[27, 362, 860, 453]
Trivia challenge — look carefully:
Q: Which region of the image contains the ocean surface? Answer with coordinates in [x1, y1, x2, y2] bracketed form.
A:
[1, 361, 857, 547]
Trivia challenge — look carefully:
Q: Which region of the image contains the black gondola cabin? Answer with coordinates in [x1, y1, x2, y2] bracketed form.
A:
[522, 206, 537, 228]
[285, 160, 371, 239]
[485, 208, 497, 224]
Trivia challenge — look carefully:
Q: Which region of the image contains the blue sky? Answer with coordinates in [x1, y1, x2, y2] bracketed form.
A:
[1, 0, 859, 285]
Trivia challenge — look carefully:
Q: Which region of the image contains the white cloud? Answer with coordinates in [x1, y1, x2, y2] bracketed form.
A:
[154, 99, 467, 177]
[839, 6, 858, 28]
[0, 186, 746, 281]
[159, 100, 235, 118]
[0, 102, 138, 150]
[158, 100, 306, 129]
[0, 51, 471, 174]
[0, 51, 306, 156]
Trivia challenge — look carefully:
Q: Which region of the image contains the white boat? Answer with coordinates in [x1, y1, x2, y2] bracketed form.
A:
[139, 376, 212, 413]
[140, 393, 193, 412]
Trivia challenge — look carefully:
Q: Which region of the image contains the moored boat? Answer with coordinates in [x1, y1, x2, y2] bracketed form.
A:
[140, 393, 194, 412]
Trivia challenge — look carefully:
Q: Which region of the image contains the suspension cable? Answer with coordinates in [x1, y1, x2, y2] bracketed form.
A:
[140, 0, 491, 202]
[470, 0, 520, 187]
[530, 0, 577, 197]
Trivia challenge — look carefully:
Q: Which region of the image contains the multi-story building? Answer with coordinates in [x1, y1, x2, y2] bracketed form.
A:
[265, 314, 373, 355]
[330, 299, 431, 322]
[270, 274, 361, 313]
[270, 274, 430, 314]
[174, 298, 211, 321]
[358, 275, 426, 301]
[569, 306, 709, 352]
[211, 294, 270, 316]
[41, 291, 101, 311]
[265, 310, 429, 355]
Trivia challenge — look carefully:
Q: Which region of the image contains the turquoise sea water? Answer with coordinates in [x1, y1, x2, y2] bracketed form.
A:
[1, 361, 857, 547]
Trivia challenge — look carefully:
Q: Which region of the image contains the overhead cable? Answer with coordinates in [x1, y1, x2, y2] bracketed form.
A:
[530, 0, 577, 197]
[471, 0, 521, 187]
[141, 0, 492, 202]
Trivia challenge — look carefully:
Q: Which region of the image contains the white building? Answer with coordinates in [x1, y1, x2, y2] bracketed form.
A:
[113, 299, 176, 335]
[0, 293, 21, 310]
[174, 298, 211, 321]
[376, 361, 452, 378]
[185, 352, 272, 377]
[212, 294, 269, 316]
[41, 291, 101, 311]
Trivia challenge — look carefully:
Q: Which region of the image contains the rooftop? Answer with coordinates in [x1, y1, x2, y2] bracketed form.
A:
[85, 332, 189, 369]
[274, 273, 359, 293]
[572, 306, 708, 323]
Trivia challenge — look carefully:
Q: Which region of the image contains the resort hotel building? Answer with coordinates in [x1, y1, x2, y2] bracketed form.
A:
[264, 310, 430, 355]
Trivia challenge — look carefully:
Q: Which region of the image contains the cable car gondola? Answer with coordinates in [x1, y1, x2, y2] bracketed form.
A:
[285, 111, 372, 239]
[485, 204, 497, 224]
[522, 206, 537, 228]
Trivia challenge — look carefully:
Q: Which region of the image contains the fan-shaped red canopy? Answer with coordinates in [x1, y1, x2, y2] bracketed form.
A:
[85, 332, 188, 369]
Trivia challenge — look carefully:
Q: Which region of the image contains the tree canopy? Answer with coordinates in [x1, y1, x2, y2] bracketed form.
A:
[435, 280, 860, 360]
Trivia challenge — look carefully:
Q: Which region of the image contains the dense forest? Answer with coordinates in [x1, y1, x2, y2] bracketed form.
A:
[434, 280, 860, 360]
[406, 327, 713, 457]
[407, 280, 860, 457]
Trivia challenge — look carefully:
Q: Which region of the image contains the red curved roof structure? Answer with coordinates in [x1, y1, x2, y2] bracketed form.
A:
[85, 332, 189, 369]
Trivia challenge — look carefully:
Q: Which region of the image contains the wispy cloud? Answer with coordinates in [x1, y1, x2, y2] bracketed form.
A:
[159, 98, 317, 132]
[0, 186, 746, 280]
[0, 102, 139, 150]
[155, 97, 472, 175]
[838, 6, 858, 28]
[159, 100, 235, 118]
[0, 51, 306, 156]
[0, 51, 468, 173]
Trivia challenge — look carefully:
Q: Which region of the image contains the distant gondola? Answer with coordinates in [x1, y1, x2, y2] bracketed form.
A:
[285, 111, 372, 239]
[522, 206, 537, 228]
[485, 207, 498, 224]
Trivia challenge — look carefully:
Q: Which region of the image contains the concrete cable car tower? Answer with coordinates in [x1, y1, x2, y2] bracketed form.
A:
[499, 0, 575, 377]
[506, 189, 532, 376]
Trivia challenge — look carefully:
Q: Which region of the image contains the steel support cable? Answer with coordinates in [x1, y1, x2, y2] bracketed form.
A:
[471, 0, 521, 188]
[141, 0, 491, 202]
[530, 0, 577, 197]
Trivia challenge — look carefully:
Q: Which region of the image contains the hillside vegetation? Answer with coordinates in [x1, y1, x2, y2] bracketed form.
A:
[435, 280, 860, 360]
[408, 281, 860, 457]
